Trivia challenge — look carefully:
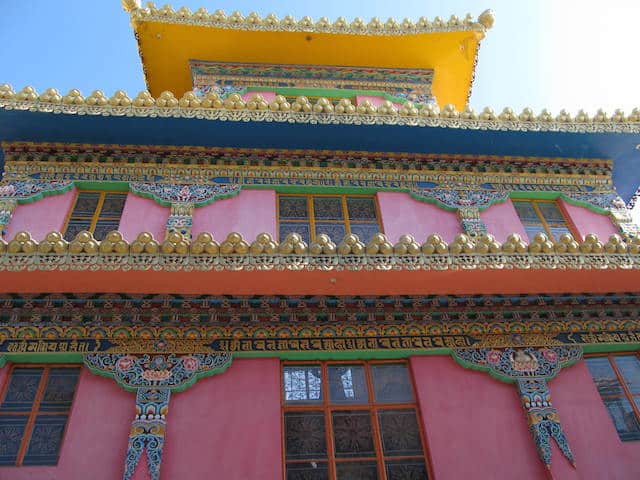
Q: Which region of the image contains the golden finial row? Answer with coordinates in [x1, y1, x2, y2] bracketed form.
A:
[2, 230, 639, 256]
[3, 85, 640, 128]
[122, 2, 494, 35]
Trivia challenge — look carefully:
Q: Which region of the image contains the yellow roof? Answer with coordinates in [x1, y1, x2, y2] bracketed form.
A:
[123, 2, 494, 110]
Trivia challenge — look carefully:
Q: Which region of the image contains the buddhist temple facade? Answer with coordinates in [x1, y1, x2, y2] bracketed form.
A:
[1, 2, 640, 479]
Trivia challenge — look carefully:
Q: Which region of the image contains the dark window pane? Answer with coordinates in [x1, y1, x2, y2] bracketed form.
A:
[280, 223, 311, 244]
[0, 415, 28, 466]
[284, 366, 322, 403]
[315, 223, 345, 242]
[286, 462, 330, 480]
[22, 415, 68, 466]
[100, 194, 127, 217]
[71, 192, 100, 216]
[371, 364, 413, 403]
[93, 219, 121, 241]
[328, 366, 368, 404]
[379, 409, 424, 456]
[346, 197, 377, 220]
[40, 368, 80, 412]
[513, 201, 539, 224]
[280, 197, 309, 219]
[537, 202, 565, 223]
[349, 223, 381, 243]
[313, 197, 343, 220]
[0, 368, 43, 412]
[285, 411, 327, 460]
[385, 459, 428, 480]
[603, 398, 640, 441]
[332, 410, 375, 458]
[64, 219, 92, 241]
[586, 358, 624, 396]
[335, 461, 378, 480]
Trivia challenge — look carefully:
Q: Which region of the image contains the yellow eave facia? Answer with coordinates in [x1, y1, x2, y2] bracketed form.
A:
[123, 2, 495, 110]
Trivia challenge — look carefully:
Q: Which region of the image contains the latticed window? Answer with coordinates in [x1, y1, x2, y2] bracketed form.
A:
[512, 199, 574, 242]
[64, 190, 127, 240]
[0, 366, 80, 466]
[586, 355, 640, 441]
[278, 194, 381, 243]
[282, 361, 430, 480]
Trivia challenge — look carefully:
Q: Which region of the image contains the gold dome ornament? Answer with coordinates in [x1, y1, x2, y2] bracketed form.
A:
[121, 0, 141, 12]
[477, 9, 495, 29]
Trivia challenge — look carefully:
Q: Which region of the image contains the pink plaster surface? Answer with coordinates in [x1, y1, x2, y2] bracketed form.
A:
[161, 358, 282, 480]
[119, 194, 170, 242]
[411, 355, 547, 480]
[377, 192, 462, 243]
[4, 189, 76, 241]
[481, 200, 528, 243]
[561, 198, 618, 241]
[241, 90, 276, 103]
[548, 360, 640, 479]
[355, 95, 401, 108]
[192, 189, 277, 240]
[0, 368, 133, 480]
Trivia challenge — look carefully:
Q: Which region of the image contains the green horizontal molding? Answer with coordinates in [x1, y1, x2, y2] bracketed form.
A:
[74, 181, 129, 192]
[242, 86, 413, 105]
[246, 184, 382, 196]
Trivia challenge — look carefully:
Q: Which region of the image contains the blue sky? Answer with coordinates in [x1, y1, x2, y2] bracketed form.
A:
[1, 0, 638, 113]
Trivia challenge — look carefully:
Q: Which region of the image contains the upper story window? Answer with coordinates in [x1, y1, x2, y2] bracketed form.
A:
[512, 199, 574, 242]
[278, 194, 381, 243]
[0, 366, 80, 466]
[64, 190, 127, 241]
[282, 361, 430, 480]
[586, 355, 640, 441]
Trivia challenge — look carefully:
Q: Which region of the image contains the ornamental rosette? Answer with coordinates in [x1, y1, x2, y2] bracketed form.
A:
[541, 348, 558, 363]
[116, 355, 135, 372]
[181, 355, 200, 372]
[142, 369, 172, 381]
[486, 349, 502, 365]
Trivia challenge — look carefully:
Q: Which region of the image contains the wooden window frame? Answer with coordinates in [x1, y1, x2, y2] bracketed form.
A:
[277, 193, 383, 242]
[585, 353, 640, 440]
[281, 360, 433, 480]
[0, 364, 80, 466]
[512, 198, 579, 241]
[63, 189, 127, 237]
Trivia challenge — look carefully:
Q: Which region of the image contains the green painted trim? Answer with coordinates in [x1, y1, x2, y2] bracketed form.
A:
[15, 182, 74, 205]
[129, 185, 241, 208]
[242, 86, 412, 105]
[74, 181, 129, 192]
[233, 348, 450, 361]
[583, 343, 640, 354]
[0, 355, 6, 368]
[3, 353, 84, 363]
[246, 184, 382, 195]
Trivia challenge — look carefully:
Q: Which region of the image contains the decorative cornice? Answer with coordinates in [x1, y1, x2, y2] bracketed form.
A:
[2, 85, 640, 133]
[2, 230, 640, 272]
[122, 2, 494, 36]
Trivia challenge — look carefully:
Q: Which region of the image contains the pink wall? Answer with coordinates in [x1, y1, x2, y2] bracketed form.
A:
[378, 192, 462, 243]
[192, 190, 277, 241]
[481, 200, 528, 243]
[241, 91, 276, 103]
[411, 355, 640, 480]
[120, 194, 170, 242]
[0, 367, 132, 480]
[159, 358, 282, 480]
[411, 355, 547, 480]
[561, 198, 618, 241]
[5, 189, 76, 241]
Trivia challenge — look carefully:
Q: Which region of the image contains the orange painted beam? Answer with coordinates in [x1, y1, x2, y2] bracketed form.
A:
[1, 269, 639, 295]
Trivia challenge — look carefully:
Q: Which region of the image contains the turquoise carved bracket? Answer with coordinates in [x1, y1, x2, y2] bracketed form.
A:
[84, 353, 232, 480]
[452, 346, 582, 472]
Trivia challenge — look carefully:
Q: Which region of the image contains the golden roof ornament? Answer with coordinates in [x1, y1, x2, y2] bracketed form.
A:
[122, 0, 141, 13]
[478, 9, 495, 29]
